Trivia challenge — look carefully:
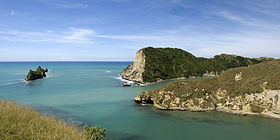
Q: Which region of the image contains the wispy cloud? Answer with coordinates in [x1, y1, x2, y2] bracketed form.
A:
[36, 0, 88, 9]
[0, 28, 95, 44]
[3, 10, 16, 16]
[215, 11, 272, 29]
[1, 25, 279, 58]
[96, 26, 280, 58]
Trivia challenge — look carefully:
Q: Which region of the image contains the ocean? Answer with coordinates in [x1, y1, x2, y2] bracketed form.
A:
[0, 62, 280, 140]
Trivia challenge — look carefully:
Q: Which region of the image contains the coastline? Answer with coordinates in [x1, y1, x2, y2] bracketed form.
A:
[121, 76, 217, 86]
[148, 102, 280, 120]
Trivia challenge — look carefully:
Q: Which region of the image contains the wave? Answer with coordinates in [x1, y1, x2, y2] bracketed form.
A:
[0, 79, 28, 87]
[114, 75, 134, 84]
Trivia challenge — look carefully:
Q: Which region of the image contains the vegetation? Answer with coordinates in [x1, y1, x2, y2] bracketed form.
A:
[84, 125, 106, 140]
[0, 100, 106, 140]
[148, 59, 280, 99]
[25, 66, 48, 81]
[141, 47, 273, 82]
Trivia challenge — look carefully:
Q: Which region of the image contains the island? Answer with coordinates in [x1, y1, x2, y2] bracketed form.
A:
[25, 66, 48, 81]
[120, 47, 273, 85]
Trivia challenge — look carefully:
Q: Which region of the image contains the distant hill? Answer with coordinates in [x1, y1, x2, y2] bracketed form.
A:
[121, 47, 273, 84]
[134, 59, 280, 119]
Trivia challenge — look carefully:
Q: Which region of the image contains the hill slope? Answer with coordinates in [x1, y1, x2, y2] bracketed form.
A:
[0, 100, 106, 140]
[134, 60, 280, 119]
[0, 100, 87, 139]
[121, 47, 273, 84]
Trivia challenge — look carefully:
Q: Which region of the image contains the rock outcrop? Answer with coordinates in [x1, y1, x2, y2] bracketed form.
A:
[122, 81, 132, 87]
[25, 66, 48, 81]
[120, 47, 273, 85]
[134, 60, 280, 119]
[120, 50, 146, 83]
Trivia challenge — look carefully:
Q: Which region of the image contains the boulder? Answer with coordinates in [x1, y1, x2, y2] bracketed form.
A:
[122, 81, 131, 87]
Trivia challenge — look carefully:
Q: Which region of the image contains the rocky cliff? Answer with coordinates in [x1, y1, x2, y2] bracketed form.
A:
[134, 60, 280, 119]
[120, 49, 146, 83]
[121, 47, 273, 84]
[25, 66, 48, 81]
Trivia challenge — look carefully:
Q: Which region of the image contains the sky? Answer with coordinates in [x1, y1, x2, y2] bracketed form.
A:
[0, 0, 279, 61]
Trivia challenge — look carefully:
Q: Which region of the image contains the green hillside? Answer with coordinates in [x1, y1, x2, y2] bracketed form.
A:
[141, 47, 273, 82]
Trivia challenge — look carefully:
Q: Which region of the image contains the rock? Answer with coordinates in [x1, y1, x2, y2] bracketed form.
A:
[122, 82, 131, 87]
[203, 71, 218, 77]
[134, 92, 154, 104]
[134, 60, 280, 119]
[25, 66, 48, 81]
[120, 49, 146, 83]
[235, 72, 242, 81]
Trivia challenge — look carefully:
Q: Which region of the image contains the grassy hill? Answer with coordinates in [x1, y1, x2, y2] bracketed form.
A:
[149, 59, 280, 98]
[0, 100, 105, 140]
[135, 59, 280, 118]
[141, 47, 273, 82]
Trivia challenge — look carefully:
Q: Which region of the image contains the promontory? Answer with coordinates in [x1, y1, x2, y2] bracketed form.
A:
[134, 59, 280, 119]
[120, 47, 273, 84]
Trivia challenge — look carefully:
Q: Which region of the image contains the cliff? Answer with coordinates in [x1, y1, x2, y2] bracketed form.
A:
[120, 49, 146, 83]
[121, 47, 273, 84]
[134, 60, 280, 119]
[25, 66, 48, 81]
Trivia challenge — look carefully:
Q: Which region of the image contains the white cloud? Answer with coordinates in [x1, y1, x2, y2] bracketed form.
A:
[3, 10, 16, 16]
[96, 27, 280, 58]
[0, 28, 95, 44]
[9, 10, 16, 16]
[36, 0, 88, 9]
[64, 28, 95, 41]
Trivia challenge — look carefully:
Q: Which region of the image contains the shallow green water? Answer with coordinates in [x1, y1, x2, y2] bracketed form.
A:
[0, 62, 280, 140]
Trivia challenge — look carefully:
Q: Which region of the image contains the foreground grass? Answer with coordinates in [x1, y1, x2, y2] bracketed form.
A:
[0, 100, 88, 140]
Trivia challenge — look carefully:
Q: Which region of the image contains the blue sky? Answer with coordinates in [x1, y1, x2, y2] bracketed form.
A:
[0, 0, 279, 61]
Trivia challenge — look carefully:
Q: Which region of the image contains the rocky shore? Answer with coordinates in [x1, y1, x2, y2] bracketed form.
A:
[134, 60, 280, 119]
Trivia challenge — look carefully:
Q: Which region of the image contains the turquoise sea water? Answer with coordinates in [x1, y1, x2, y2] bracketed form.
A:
[1, 62, 280, 140]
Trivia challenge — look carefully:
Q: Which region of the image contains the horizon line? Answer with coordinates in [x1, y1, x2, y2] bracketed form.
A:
[0, 60, 134, 62]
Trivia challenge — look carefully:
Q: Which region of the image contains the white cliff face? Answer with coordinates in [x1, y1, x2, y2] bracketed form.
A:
[216, 90, 280, 119]
[120, 50, 146, 83]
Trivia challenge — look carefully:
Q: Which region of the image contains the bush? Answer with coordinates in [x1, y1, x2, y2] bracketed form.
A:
[84, 125, 106, 140]
[0, 100, 106, 140]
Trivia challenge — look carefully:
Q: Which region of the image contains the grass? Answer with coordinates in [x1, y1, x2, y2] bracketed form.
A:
[0, 100, 88, 140]
[146, 59, 280, 105]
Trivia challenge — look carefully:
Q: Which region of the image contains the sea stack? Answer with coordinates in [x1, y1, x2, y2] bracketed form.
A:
[25, 66, 48, 81]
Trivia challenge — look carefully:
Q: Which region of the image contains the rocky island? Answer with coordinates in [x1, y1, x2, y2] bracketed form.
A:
[121, 47, 273, 85]
[134, 59, 280, 119]
[25, 66, 48, 81]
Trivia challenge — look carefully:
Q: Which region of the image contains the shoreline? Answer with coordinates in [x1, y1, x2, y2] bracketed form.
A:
[150, 104, 280, 120]
[121, 76, 217, 86]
